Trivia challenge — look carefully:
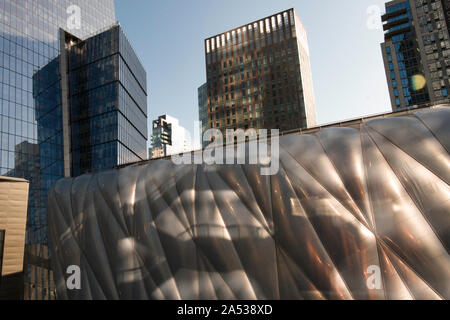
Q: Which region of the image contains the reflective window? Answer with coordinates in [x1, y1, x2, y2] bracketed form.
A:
[0, 0, 116, 300]
[0, 229, 4, 276]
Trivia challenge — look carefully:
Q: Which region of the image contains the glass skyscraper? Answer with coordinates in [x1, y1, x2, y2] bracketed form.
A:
[32, 24, 147, 299]
[0, 0, 116, 299]
[33, 25, 147, 179]
[69, 25, 147, 175]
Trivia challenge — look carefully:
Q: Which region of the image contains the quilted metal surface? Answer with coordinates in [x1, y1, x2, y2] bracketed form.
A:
[48, 107, 450, 300]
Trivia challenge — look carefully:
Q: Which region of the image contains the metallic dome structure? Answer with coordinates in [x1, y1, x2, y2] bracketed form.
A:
[48, 106, 450, 300]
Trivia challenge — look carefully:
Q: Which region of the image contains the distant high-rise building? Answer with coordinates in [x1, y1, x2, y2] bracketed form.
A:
[0, 0, 116, 299]
[202, 8, 317, 137]
[198, 83, 208, 147]
[150, 115, 191, 159]
[381, 0, 450, 111]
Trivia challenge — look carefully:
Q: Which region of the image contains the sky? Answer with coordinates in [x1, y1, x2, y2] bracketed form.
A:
[115, 0, 391, 148]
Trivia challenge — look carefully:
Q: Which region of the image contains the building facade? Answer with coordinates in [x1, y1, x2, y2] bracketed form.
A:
[381, 0, 450, 110]
[34, 24, 147, 177]
[150, 115, 191, 159]
[198, 83, 208, 147]
[32, 22, 148, 296]
[0, 0, 117, 299]
[202, 8, 317, 136]
[0, 176, 29, 300]
[62, 25, 147, 177]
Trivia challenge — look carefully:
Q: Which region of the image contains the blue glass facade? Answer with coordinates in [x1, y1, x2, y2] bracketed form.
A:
[67, 25, 147, 176]
[0, 0, 115, 299]
[387, 1, 429, 107]
[33, 25, 147, 299]
[34, 24, 147, 213]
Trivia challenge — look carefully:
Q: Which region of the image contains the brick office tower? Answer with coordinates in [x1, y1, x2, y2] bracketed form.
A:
[202, 8, 317, 137]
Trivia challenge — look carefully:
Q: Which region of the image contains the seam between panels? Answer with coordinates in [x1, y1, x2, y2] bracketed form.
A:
[134, 167, 172, 299]
[62, 175, 109, 299]
[219, 165, 272, 236]
[364, 127, 446, 299]
[195, 165, 238, 299]
[128, 166, 152, 300]
[171, 163, 196, 241]
[360, 123, 385, 300]
[365, 121, 450, 187]
[377, 240, 443, 300]
[365, 124, 449, 253]
[313, 131, 371, 229]
[278, 142, 355, 300]
[413, 112, 450, 155]
[205, 165, 256, 300]
[267, 162, 281, 301]
[145, 170, 183, 300]
[378, 242, 416, 300]
[92, 174, 126, 299]
[278, 140, 370, 235]
[276, 164, 328, 300]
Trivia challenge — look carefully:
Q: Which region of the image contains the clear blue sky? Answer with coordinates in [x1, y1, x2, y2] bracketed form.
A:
[115, 0, 391, 148]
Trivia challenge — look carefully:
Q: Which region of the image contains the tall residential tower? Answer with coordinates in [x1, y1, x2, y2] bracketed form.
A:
[201, 8, 317, 137]
[381, 0, 450, 110]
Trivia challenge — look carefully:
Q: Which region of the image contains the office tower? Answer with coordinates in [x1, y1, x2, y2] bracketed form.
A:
[34, 21, 148, 240]
[381, 0, 450, 111]
[0, 176, 29, 300]
[150, 115, 191, 159]
[202, 8, 317, 136]
[32, 24, 147, 298]
[0, 0, 116, 299]
[198, 83, 208, 147]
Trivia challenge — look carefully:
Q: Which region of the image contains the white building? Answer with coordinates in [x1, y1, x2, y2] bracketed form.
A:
[150, 115, 192, 159]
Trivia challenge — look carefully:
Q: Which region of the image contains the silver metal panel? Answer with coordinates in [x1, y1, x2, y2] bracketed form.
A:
[48, 107, 450, 300]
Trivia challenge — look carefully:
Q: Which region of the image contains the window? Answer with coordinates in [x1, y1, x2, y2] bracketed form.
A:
[386, 46, 391, 54]
[0, 230, 5, 276]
